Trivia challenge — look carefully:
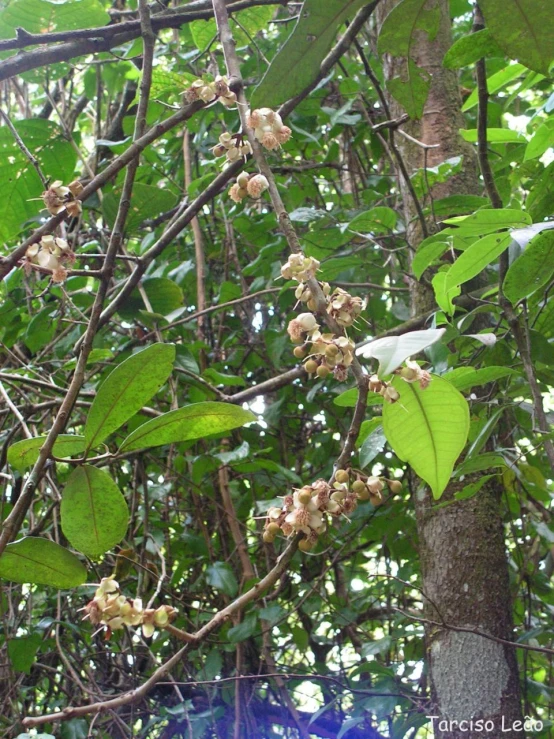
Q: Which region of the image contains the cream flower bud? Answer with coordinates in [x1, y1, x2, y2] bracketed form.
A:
[246, 173, 269, 199]
[296, 312, 318, 331]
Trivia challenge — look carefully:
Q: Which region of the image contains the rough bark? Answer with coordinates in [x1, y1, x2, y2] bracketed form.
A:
[374, 1, 524, 736]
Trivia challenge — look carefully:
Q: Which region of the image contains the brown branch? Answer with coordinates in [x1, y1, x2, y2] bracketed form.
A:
[22, 537, 300, 728]
[0, 101, 203, 281]
[0, 0, 284, 82]
[0, 0, 157, 555]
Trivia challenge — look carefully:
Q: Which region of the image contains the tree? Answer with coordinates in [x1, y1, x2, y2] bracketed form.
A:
[0, 0, 552, 737]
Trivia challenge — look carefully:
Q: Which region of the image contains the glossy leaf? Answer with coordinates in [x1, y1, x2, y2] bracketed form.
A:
[360, 328, 445, 377]
[443, 209, 531, 234]
[60, 465, 128, 558]
[119, 402, 255, 452]
[460, 128, 526, 143]
[443, 29, 502, 69]
[480, 0, 554, 75]
[0, 538, 86, 588]
[444, 232, 512, 293]
[412, 239, 450, 279]
[206, 562, 238, 597]
[84, 343, 175, 451]
[461, 64, 526, 112]
[503, 229, 554, 304]
[444, 366, 516, 391]
[250, 0, 367, 109]
[382, 376, 470, 499]
[8, 435, 86, 472]
[348, 207, 397, 234]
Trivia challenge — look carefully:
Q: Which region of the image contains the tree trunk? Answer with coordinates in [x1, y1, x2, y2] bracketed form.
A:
[374, 1, 524, 735]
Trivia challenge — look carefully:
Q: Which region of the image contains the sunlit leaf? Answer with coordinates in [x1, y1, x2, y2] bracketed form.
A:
[84, 343, 175, 451]
[0, 538, 86, 588]
[119, 402, 255, 452]
[382, 376, 470, 499]
[61, 466, 128, 558]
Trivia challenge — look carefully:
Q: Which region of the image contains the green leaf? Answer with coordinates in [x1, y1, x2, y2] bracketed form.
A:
[8, 435, 86, 472]
[443, 208, 531, 234]
[102, 183, 177, 233]
[386, 58, 431, 119]
[360, 328, 445, 376]
[60, 466, 129, 558]
[461, 63, 526, 112]
[479, 0, 554, 75]
[0, 0, 109, 39]
[0, 120, 77, 244]
[429, 195, 490, 218]
[524, 119, 554, 161]
[444, 366, 516, 391]
[382, 375, 470, 499]
[334, 388, 384, 407]
[189, 18, 217, 51]
[455, 452, 507, 476]
[8, 633, 42, 674]
[503, 229, 554, 304]
[348, 207, 397, 233]
[250, 0, 367, 109]
[443, 29, 503, 69]
[412, 238, 450, 279]
[377, 0, 441, 118]
[359, 427, 387, 469]
[117, 277, 184, 321]
[84, 343, 175, 451]
[432, 272, 459, 315]
[119, 402, 255, 453]
[228, 613, 258, 642]
[205, 562, 238, 597]
[24, 307, 59, 353]
[444, 232, 513, 293]
[459, 128, 526, 143]
[0, 538, 86, 588]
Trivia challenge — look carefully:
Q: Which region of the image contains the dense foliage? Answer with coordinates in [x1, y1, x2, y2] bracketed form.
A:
[0, 0, 553, 737]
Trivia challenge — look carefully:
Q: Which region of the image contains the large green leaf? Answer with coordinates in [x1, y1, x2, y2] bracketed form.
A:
[479, 0, 554, 76]
[0, 120, 77, 244]
[60, 465, 128, 558]
[459, 128, 526, 143]
[119, 402, 256, 453]
[442, 29, 503, 69]
[444, 366, 516, 392]
[250, 0, 367, 109]
[382, 376, 470, 499]
[444, 232, 512, 293]
[377, 0, 441, 118]
[503, 229, 554, 304]
[348, 207, 397, 234]
[443, 208, 531, 234]
[84, 343, 175, 451]
[8, 435, 86, 472]
[0, 537, 86, 588]
[0, 0, 109, 39]
[461, 64, 526, 112]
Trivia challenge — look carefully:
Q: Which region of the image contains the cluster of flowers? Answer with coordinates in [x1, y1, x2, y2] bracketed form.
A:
[42, 179, 83, 217]
[81, 577, 177, 639]
[264, 470, 401, 551]
[327, 287, 365, 328]
[185, 75, 237, 107]
[246, 107, 291, 151]
[212, 132, 252, 166]
[25, 235, 75, 283]
[229, 171, 269, 203]
[286, 313, 356, 382]
[367, 360, 432, 404]
[282, 252, 364, 381]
